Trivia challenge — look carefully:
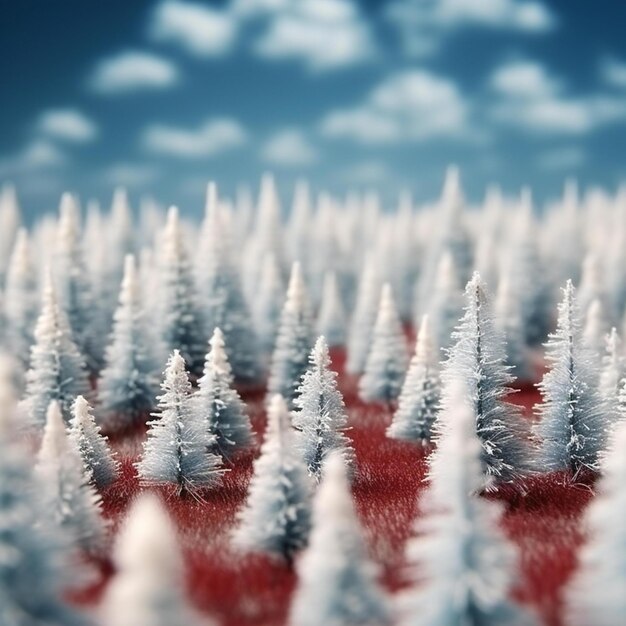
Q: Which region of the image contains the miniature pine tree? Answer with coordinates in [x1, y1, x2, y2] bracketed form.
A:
[316, 271, 347, 348]
[346, 258, 380, 375]
[20, 273, 90, 426]
[293, 337, 354, 481]
[233, 394, 312, 561]
[598, 328, 624, 426]
[289, 452, 390, 626]
[136, 350, 225, 494]
[192, 327, 253, 459]
[98, 254, 160, 431]
[196, 182, 262, 382]
[387, 315, 441, 445]
[102, 493, 210, 626]
[35, 401, 106, 554]
[534, 281, 608, 476]
[0, 360, 88, 626]
[253, 252, 284, 356]
[157, 207, 207, 377]
[582, 298, 609, 365]
[440, 272, 529, 485]
[268, 262, 315, 409]
[359, 283, 408, 405]
[69, 395, 119, 489]
[565, 420, 626, 626]
[397, 379, 534, 626]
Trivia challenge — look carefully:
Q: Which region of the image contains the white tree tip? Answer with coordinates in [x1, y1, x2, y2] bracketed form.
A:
[211, 326, 225, 343]
[166, 205, 179, 222]
[123, 253, 136, 275]
[73, 394, 89, 414]
[205, 181, 218, 217]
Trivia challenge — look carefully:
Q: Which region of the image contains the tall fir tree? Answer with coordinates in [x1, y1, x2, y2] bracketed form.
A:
[69, 395, 119, 490]
[598, 328, 625, 426]
[582, 298, 609, 366]
[136, 350, 225, 494]
[289, 452, 390, 626]
[157, 206, 207, 377]
[35, 401, 106, 554]
[98, 254, 160, 432]
[293, 337, 354, 481]
[20, 273, 90, 426]
[316, 271, 347, 348]
[387, 315, 441, 445]
[439, 272, 530, 485]
[196, 182, 262, 382]
[397, 379, 535, 626]
[534, 281, 608, 476]
[253, 252, 285, 357]
[102, 493, 211, 626]
[192, 327, 254, 460]
[268, 262, 315, 409]
[233, 394, 312, 562]
[359, 283, 408, 405]
[565, 421, 626, 626]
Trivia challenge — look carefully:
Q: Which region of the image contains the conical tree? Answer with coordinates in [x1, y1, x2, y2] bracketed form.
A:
[387, 315, 441, 445]
[35, 401, 106, 554]
[289, 452, 390, 626]
[397, 379, 535, 626]
[316, 271, 347, 348]
[20, 273, 90, 426]
[565, 420, 626, 626]
[192, 327, 253, 460]
[293, 336, 354, 481]
[102, 493, 211, 626]
[440, 272, 530, 485]
[69, 395, 119, 490]
[598, 328, 625, 426]
[136, 350, 225, 494]
[233, 394, 312, 562]
[98, 254, 160, 432]
[253, 252, 284, 356]
[0, 182, 21, 285]
[359, 283, 408, 405]
[582, 298, 609, 367]
[534, 281, 608, 476]
[268, 262, 315, 409]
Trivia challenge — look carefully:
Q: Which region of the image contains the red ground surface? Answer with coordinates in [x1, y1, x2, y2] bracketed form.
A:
[70, 349, 593, 626]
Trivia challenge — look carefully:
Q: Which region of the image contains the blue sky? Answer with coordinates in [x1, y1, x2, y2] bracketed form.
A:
[2, 0, 626, 218]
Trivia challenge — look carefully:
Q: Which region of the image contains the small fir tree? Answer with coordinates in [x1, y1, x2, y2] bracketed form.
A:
[387, 315, 441, 445]
[136, 350, 225, 494]
[289, 452, 390, 626]
[598, 328, 625, 426]
[359, 283, 408, 405]
[233, 394, 312, 562]
[582, 298, 609, 366]
[316, 271, 347, 348]
[253, 252, 285, 356]
[293, 336, 354, 481]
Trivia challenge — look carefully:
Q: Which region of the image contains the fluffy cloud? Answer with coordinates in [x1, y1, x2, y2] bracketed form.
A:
[142, 117, 246, 158]
[601, 56, 626, 89]
[262, 129, 317, 165]
[150, 0, 237, 57]
[90, 51, 178, 94]
[320, 70, 469, 143]
[38, 109, 97, 142]
[490, 59, 559, 99]
[0, 140, 65, 176]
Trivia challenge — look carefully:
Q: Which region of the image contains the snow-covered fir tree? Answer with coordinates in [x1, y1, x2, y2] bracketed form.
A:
[36, 401, 106, 554]
[359, 283, 408, 405]
[192, 327, 253, 460]
[233, 394, 312, 562]
[293, 336, 354, 481]
[268, 262, 315, 409]
[316, 271, 346, 348]
[69, 395, 119, 490]
[346, 257, 380, 375]
[0, 183, 21, 286]
[565, 420, 626, 626]
[534, 281, 608, 476]
[598, 328, 625, 426]
[577, 253, 607, 320]
[440, 272, 530, 485]
[387, 315, 441, 445]
[396, 379, 535, 626]
[101, 493, 210, 626]
[98, 254, 160, 431]
[253, 252, 284, 356]
[289, 452, 390, 626]
[156, 206, 207, 377]
[196, 182, 262, 382]
[20, 273, 90, 426]
[582, 298, 609, 365]
[136, 350, 225, 494]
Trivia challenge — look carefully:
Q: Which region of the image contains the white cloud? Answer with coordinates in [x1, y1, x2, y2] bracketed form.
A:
[105, 163, 158, 186]
[601, 56, 626, 89]
[0, 140, 65, 176]
[262, 129, 317, 165]
[38, 109, 97, 142]
[320, 70, 469, 143]
[490, 60, 559, 99]
[142, 117, 246, 158]
[90, 51, 178, 94]
[150, 0, 237, 57]
[538, 147, 585, 170]
[254, 0, 376, 70]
